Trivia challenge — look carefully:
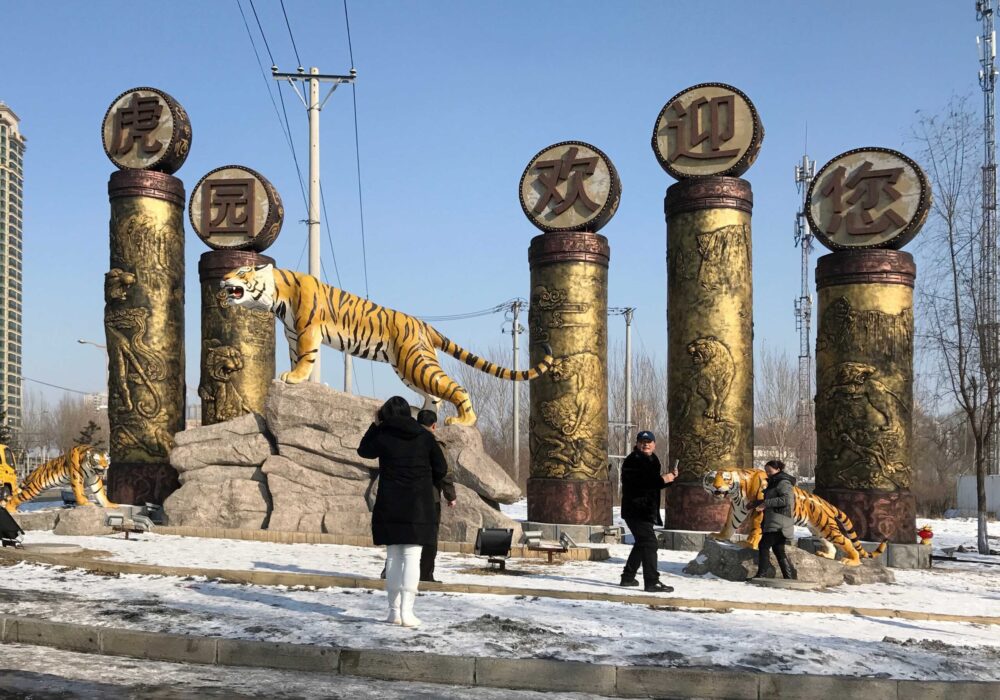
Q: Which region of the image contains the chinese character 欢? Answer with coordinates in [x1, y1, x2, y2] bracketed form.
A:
[531, 147, 600, 216]
[819, 161, 906, 236]
[205, 179, 254, 236]
[111, 94, 165, 158]
[666, 94, 740, 162]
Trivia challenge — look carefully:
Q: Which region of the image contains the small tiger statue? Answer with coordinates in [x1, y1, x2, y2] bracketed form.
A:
[703, 468, 887, 566]
[4, 446, 117, 512]
[221, 264, 554, 426]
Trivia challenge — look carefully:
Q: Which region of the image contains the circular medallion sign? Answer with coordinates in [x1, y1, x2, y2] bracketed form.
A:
[806, 147, 930, 251]
[189, 165, 284, 251]
[101, 87, 191, 173]
[652, 83, 763, 179]
[519, 141, 621, 232]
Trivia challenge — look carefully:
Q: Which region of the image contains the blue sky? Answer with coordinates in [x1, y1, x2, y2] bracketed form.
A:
[1, 1, 980, 406]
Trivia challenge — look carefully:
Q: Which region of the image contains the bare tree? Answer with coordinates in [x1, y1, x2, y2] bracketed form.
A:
[754, 343, 799, 469]
[913, 96, 997, 553]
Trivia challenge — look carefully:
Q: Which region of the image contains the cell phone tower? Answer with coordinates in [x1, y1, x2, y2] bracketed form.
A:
[978, 0, 1000, 475]
[794, 153, 816, 476]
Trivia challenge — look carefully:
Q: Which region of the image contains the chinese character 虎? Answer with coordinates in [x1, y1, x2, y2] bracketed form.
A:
[111, 94, 165, 158]
[205, 179, 254, 236]
[820, 161, 906, 236]
[531, 147, 600, 216]
[666, 94, 740, 162]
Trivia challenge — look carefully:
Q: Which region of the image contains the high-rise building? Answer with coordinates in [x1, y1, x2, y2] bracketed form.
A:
[0, 103, 25, 437]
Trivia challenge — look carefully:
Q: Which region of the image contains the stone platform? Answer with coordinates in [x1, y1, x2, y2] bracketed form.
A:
[656, 528, 931, 569]
[521, 520, 623, 545]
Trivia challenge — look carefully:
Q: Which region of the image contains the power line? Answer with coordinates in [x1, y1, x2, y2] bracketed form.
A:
[24, 377, 90, 396]
[279, 0, 303, 68]
[342, 0, 371, 300]
[419, 299, 524, 323]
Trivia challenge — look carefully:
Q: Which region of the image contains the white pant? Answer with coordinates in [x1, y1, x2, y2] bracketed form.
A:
[385, 544, 422, 626]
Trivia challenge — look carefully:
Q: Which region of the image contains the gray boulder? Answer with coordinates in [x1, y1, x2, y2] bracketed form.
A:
[170, 413, 273, 473]
[436, 425, 520, 504]
[12, 509, 61, 531]
[262, 455, 371, 535]
[52, 506, 114, 536]
[162, 477, 272, 530]
[438, 483, 523, 543]
[683, 537, 895, 586]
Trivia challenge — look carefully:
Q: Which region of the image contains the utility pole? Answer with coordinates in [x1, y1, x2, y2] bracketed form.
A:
[273, 65, 356, 388]
[506, 300, 525, 483]
[794, 153, 816, 476]
[978, 1, 1000, 475]
[608, 307, 636, 457]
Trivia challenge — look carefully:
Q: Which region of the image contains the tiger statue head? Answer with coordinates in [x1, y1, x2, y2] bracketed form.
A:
[702, 468, 766, 504]
[221, 264, 275, 310]
[74, 445, 111, 476]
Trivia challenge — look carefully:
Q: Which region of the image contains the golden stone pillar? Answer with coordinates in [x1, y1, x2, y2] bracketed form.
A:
[814, 250, 916, 543]
[101, 87, 191, 505]
[519, 141, 620, 526]
[806, 147, 930, 544]
[198, 251, 276, 425]
[651, 83, 763, 531]
[664, 178, 754, 529]
[189, 165, 283, 425]
[527, 233, 611, 524]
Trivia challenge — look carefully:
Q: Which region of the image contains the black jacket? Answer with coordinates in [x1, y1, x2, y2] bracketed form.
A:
[620, 451, 669, 525]
[357, 415, 448, 546]
[760, 471, 796, 538]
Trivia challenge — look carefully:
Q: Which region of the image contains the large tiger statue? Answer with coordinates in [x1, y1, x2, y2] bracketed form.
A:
[3, 446, 117, 512]
[221, 264, 553, 426]
[703, 468, 887, 566]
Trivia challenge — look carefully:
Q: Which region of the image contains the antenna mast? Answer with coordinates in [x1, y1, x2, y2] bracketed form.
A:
[978, 0, 1000, 475]
[794, 153, 816, 477]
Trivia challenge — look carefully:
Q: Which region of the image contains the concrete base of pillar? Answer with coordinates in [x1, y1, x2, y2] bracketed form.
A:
[526, 478, 612, 526]
[814, 487, 916, 544]
[521, 520, 622, 545]
[664, 482, 729, 531]
[108, 463, 179, 507]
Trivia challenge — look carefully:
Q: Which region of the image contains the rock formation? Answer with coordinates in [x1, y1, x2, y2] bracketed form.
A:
[162, 381, 523, 543]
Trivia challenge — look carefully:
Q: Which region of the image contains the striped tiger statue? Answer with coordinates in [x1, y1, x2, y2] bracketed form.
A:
[221, 264, 554, 426]
[3, 446, 117, 513]
[703, 468, 887, 566]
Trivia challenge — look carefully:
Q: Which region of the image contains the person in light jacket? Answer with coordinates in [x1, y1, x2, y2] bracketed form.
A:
[751, 460, 797, 580]
[357, 396, 447, 626]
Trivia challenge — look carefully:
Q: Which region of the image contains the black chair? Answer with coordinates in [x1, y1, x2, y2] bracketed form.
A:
[475, 527, 513, 570]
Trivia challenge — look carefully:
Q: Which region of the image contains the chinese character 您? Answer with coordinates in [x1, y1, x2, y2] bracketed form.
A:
[205, 179, 255, 236]
[666, 94, 740, 162]
[531, 147, 600, 216]
[819, 161, 906, 236]
[111, 94, 165, 158]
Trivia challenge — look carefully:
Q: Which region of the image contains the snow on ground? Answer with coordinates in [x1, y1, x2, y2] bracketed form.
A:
[2, 509, 1000, 681]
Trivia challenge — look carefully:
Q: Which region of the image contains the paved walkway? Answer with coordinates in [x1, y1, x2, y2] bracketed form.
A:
[3, 546, 999, 627]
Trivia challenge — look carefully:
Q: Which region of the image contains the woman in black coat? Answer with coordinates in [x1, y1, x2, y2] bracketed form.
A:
[357, 396, 447, 627]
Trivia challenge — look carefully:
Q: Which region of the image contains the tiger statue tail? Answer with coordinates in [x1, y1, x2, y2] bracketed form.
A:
[832, 507, 888, 563]
[433, 332, 554, 382]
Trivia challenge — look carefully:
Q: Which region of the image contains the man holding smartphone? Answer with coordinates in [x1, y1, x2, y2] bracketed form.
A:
[619, 430, 676, 592]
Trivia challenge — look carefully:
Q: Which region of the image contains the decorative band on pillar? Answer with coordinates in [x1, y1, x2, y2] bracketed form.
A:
[527, 231, 610, 267]
[814, 248, 916, 543]
[663, 176, 753, 216]
[108, 169, 186, 207]
[198, 250, 276, 426]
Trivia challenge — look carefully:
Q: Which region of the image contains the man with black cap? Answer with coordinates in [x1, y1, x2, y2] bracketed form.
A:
[619, 430, 676, 592]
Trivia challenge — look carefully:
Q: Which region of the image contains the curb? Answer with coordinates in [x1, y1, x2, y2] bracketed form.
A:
[1, 615, 997, 699]
[3, 547, 1000, 627]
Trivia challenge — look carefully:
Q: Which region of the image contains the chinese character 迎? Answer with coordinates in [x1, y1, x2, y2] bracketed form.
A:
[111, 94, 165, 158]
[531, 147, 600, 216]
[819, 161, 906, 236]
[205, 179, 255, 236]
[666, 94, 740, 162]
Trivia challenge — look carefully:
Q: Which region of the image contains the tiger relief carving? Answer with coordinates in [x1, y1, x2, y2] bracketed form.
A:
[817, 297, 913, 365]
[199, 341, 250, 422]
[535, 351, 605, 479]
[695, 224, 750, 292]
[684, 337, 735, 421]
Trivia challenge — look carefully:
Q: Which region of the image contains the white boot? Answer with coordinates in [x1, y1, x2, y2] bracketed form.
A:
[399, 544, 422, 627]
[384, 545, 402, 625]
